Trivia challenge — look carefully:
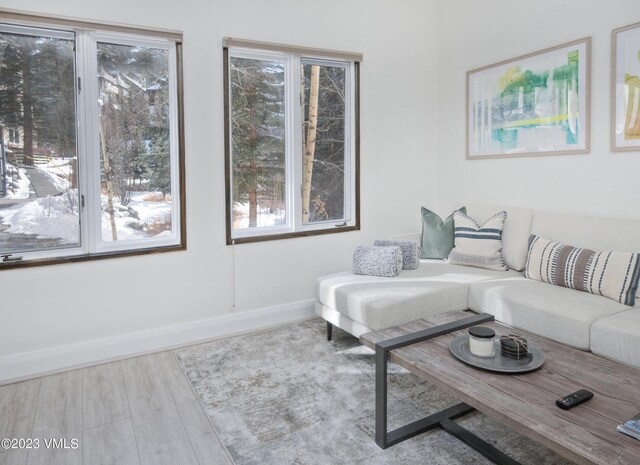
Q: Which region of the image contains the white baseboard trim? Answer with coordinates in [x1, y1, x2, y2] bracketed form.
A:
[0, 299, 317, 386]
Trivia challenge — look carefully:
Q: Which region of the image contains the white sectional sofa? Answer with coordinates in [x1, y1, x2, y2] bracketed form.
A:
[315, 204, 640, 368]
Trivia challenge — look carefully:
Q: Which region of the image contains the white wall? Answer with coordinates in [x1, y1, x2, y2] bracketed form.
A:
[0, 0, 440, 369]
[437, 0, 640, 219]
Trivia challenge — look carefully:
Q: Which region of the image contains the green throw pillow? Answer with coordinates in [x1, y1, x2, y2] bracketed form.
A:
[420, 207, 466, 259]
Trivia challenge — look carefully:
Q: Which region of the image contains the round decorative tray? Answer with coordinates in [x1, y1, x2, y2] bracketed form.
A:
[449, 335, 545, 373]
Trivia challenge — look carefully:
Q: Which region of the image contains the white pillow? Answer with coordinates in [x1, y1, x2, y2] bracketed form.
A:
[465, 204, 533, 271]
[448, 211, 508, 271]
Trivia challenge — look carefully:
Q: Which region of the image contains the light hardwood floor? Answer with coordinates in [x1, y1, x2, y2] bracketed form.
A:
[0, 352, 234, 465]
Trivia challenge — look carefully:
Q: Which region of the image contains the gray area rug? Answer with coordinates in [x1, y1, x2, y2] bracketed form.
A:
[175, 319, 572, 465]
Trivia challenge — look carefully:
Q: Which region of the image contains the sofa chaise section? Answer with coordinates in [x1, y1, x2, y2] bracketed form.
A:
[316, 261, 519, 337]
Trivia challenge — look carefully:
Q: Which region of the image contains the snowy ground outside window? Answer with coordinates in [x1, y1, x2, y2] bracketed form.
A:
[101, 192, 172, 242]
[233, 202, 286, 230]
[0, 158, 172, 247]
[2, 163, 33, 200]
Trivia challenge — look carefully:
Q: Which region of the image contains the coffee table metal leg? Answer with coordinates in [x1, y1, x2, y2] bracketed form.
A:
[375, 346, 387, 447]
[440, 419, 522, 465]
[374, 312, 522, 465]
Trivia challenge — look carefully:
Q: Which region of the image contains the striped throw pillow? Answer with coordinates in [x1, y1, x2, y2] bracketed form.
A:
[448, 211, 508, 271]
[524, 235, 640, 306]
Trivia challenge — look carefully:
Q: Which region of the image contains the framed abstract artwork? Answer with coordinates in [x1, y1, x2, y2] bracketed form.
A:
[467, 38, 591, 159]
[612, 22, 640, 152]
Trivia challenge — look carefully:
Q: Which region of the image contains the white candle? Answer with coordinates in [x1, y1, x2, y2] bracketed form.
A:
[468, 326, 496, 358]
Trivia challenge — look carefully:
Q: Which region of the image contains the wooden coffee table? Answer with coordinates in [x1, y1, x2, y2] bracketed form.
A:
[360, 310, 640, 465]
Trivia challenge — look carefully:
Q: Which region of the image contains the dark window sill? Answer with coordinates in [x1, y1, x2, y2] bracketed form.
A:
[0, 243, 186, 270]
[227, 225, 360, 245]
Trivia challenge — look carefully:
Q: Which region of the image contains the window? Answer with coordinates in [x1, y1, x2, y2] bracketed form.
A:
[0, 15, 184, 267]
[224, 39, 360, 243]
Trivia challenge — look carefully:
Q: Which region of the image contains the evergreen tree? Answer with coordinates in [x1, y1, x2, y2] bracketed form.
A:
[144, 131, 171, 198]
[31, 37, 76, 158]
[230, 58, 285, 227]
[0, 38, 23, 141]
[144, 75, 171, 198]
[98, 44, 169, 205]
[0, 33, 75, 165]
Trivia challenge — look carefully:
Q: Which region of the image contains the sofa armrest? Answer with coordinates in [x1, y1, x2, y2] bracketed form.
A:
[389, 231, 421, 242]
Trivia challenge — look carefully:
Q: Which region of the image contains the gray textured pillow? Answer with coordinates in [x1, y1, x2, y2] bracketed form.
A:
[420, 207, 466, 259]
[374, 240, 420, 270]
[352, 245, 403, 277]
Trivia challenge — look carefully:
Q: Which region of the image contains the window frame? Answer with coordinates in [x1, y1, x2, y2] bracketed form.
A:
[226, 48, 294, 239]
[0, 13, 186, 270]
[298, 57, 355, 232]
[90, 32, 183, 254]
[223, 42, 360, 245]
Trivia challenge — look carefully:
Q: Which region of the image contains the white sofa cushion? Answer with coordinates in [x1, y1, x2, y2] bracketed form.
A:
[468, 277, 630, 349]
[389, 232, 421, 242]
[315, 302, 373, 338]
[316, 260, 520, 331]
[590, 308, 640, 368]
[465, 204, 533, 272]
[532, 210, 640, 253]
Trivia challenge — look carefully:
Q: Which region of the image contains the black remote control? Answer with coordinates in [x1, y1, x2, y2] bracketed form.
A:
[556, 389, 594, 410]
